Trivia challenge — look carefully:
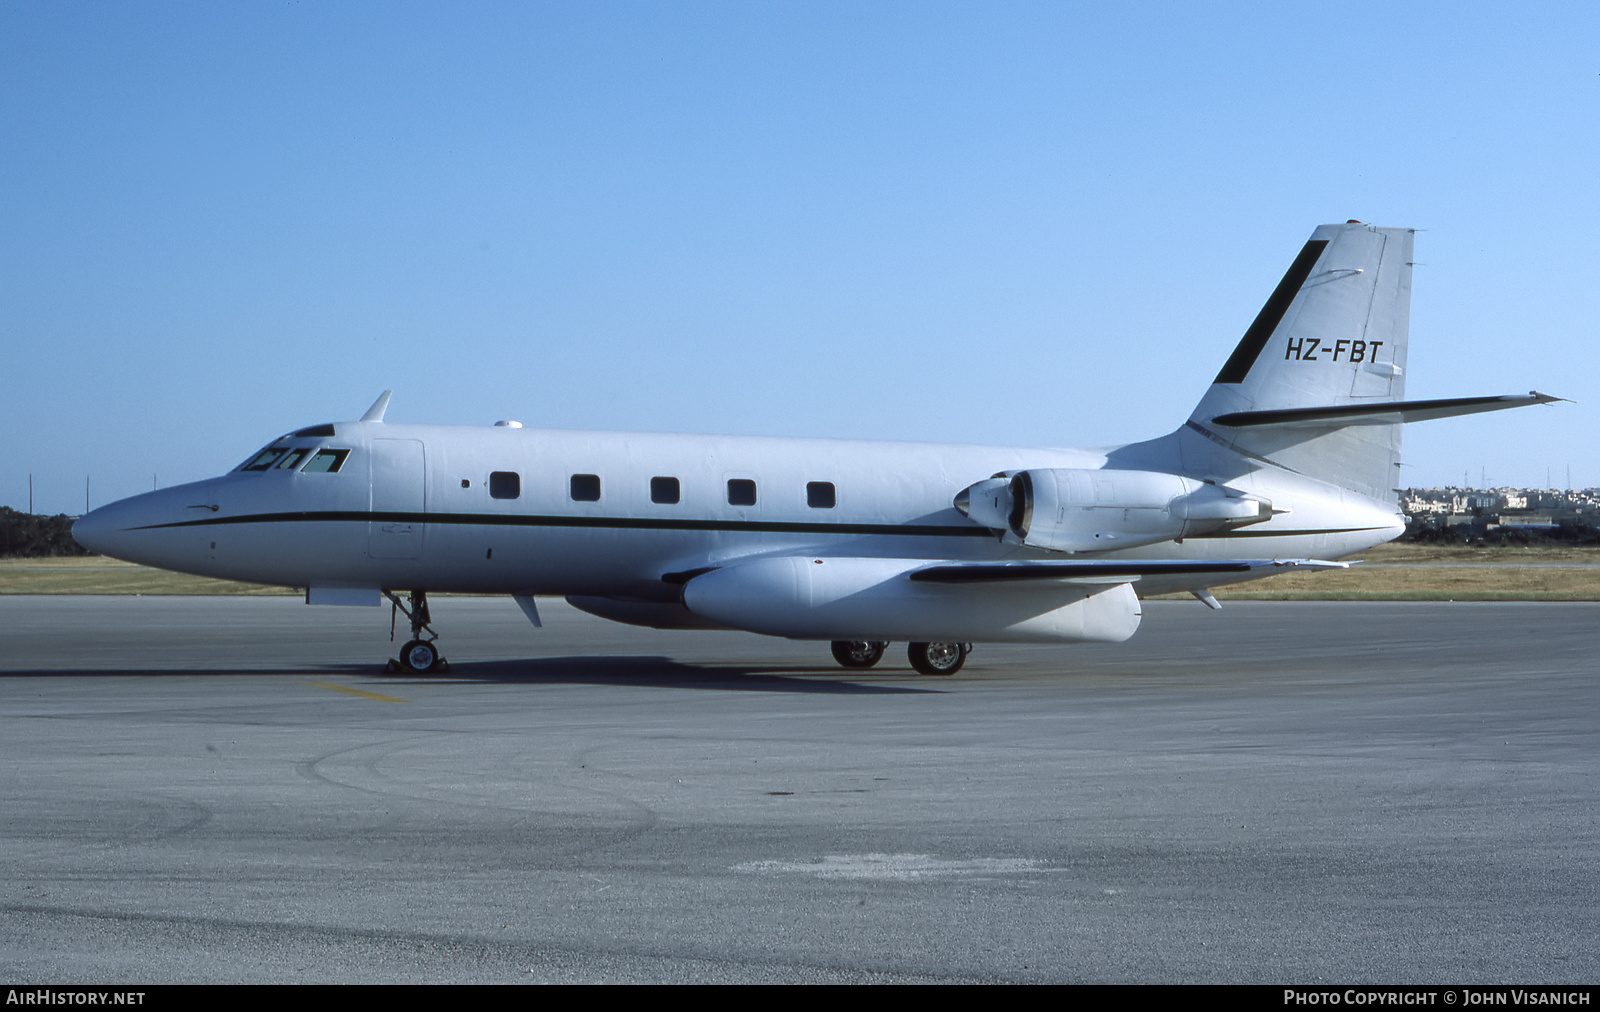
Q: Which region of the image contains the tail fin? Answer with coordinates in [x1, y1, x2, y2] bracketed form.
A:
[1183, 223, 1558, 502]
[1186, 222, 1414, 501]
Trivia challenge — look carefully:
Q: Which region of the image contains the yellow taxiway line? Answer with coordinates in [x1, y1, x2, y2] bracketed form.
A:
[306, 681, 410, 703]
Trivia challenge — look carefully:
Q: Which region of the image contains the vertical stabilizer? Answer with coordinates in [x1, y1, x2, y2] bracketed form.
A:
[1186, 223, 1413, 501]
[360, 390, 394, 423]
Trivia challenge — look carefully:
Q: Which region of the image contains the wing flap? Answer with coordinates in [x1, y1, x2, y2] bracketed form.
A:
[909, 559, 1348, 584]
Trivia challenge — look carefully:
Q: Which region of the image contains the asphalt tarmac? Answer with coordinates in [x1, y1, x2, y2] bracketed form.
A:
[2, 596, 1597, 983]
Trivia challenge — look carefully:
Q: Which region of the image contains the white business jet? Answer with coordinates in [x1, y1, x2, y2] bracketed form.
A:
[74, 222, 1557, 675]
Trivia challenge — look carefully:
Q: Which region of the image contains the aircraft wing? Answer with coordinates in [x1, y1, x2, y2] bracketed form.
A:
[679, 555, 1350, 643]
[908, 558, 1349, 584]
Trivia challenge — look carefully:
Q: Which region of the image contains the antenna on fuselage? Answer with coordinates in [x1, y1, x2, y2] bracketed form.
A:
[360, 390, 393, 422]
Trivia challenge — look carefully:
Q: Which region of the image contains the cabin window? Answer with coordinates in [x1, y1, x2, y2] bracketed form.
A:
[727, 479, 757, 507]
[301, 449, 349, 474]
[807, 481, 836, 509]
[570, 474, 601, 502]
[651, 476, 680, 504]
[274, 449, 310, 471]
[490, 471, 521, 499]
[239, 446, 290, 471]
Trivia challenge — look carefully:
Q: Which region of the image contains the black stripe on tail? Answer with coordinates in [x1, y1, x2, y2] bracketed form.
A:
[1213, 239, 1328, 384]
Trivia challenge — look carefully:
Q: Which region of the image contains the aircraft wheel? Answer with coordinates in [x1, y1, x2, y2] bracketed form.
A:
[908, 641, 968, 676]
[400, 639, 441, 673]
[831, 640, 888, 668]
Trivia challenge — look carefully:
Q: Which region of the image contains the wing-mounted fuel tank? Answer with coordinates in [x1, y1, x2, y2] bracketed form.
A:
[954, 469, 1273, 552]
[681, 556, 1142, 644]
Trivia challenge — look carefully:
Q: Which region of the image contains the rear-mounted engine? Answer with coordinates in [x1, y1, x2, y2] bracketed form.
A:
[954, 468, 1273, 552]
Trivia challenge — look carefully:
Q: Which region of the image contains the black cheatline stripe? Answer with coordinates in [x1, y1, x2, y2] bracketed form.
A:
[1187, 526, 1387, 538]
[129, 510, 1384, 541]
[1213, 238, 1329, 384]
[131, 510, 998, 539]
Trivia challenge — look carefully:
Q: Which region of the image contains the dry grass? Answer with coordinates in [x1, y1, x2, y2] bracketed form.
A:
[1345, 542, 1600, 565]
[1161, 542, 1600, 601]
[5, 545, 1598, 600]
[1197, 566, 1600, 601]
[0, 556, 294, 596]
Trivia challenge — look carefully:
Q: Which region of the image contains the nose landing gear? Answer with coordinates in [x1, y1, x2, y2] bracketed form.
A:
[384, 590, 448, 674]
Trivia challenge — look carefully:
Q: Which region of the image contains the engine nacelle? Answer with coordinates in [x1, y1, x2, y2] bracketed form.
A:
[682, 556, 1142, 644]
[954, 468, 1270, 552]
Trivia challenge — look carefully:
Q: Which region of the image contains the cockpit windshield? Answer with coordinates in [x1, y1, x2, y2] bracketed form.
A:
[235, 438, 350, 474]
[238, 444, 291, 471]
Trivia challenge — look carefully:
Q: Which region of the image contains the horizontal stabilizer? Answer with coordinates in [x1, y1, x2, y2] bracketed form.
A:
[909, 558, 1348, 584]
[1210, 392, 1562, 429]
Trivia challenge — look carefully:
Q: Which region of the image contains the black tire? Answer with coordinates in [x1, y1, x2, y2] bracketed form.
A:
[831, 640, 888, 668]
[400, 639, 440, 673]
[908, 641, 968, 676]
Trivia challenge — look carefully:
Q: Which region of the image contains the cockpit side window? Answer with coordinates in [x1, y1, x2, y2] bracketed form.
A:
[302, 449, 350, 474]
[274, 449, 311, 470]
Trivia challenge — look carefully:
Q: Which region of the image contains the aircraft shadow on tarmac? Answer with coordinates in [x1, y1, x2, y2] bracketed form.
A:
[381, 655, 940, 694]
[2, 655, 940, 694]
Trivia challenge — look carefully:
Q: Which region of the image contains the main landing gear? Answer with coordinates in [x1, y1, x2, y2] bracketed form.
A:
[831, 640, 888, 668]
[907, 641, 970, 676]
[384, 590, 449, 674]
[828, 640, 972, 676]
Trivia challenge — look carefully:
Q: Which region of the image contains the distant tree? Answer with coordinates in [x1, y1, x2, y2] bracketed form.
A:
[0, 507, 94, 558]
[1401, 523, 1467, 545]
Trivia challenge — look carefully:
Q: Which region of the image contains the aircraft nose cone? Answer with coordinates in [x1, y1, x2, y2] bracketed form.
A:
[72, 486, 198, 562]
[73, 502, 130, 556]
[69, 480, 235, 572]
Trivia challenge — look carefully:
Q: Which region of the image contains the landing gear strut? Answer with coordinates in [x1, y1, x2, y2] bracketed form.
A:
[384, 590, 448, 673]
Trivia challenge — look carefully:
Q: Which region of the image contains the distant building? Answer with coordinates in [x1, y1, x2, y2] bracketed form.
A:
[1398, 487, 1600, 543]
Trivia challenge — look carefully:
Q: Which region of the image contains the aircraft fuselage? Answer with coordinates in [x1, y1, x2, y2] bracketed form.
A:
[76, 419, 1403, 605]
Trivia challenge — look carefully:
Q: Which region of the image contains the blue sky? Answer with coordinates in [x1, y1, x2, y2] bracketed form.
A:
[4, 2, 1594, 515]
